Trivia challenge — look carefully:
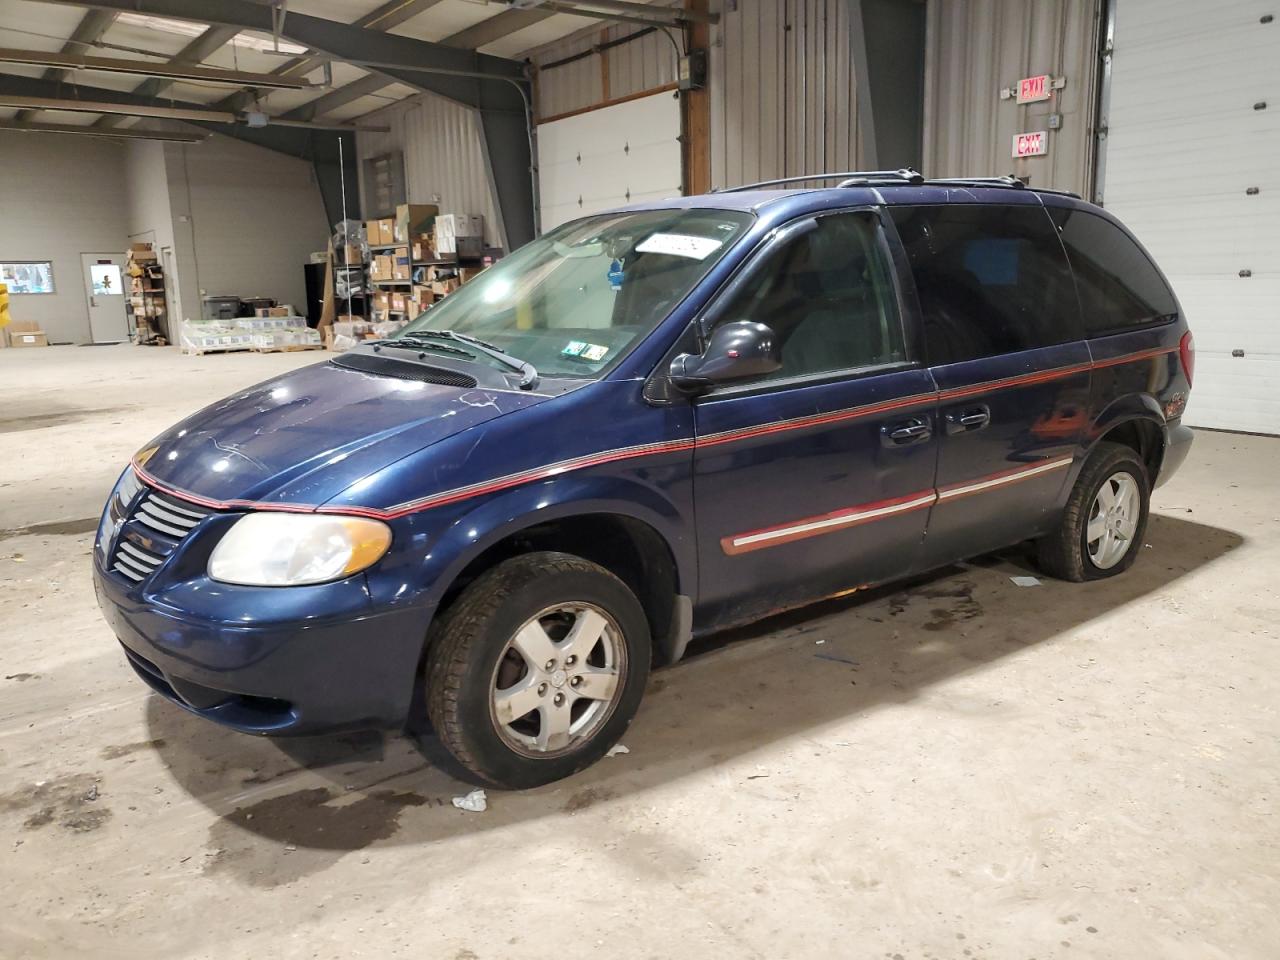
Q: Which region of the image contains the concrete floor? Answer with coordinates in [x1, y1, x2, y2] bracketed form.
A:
[1, 344, 1277, 960]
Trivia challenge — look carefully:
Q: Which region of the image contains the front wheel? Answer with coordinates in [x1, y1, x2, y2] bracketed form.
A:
[424, 551, 650, 789]
[1036, 441, 1151, 582]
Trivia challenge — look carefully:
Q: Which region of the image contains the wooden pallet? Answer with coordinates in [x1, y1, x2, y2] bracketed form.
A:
[250, 343, 325, 354]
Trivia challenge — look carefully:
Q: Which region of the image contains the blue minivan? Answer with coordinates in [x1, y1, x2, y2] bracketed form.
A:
[94, 171, 1194, 788]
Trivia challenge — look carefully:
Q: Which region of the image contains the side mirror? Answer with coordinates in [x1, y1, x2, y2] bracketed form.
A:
[669, 320, 781, 392]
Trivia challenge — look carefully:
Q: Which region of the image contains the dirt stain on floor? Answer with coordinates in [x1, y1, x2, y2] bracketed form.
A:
[4, 673, 41, 682]
[205, 786, 440, 888]
[888, 580, 984, 632]
[0, 517, 101, 542]
[0, 773, 112, 833]
[0, 406, 131, 435]
[563, 786, 616, 813]
[101, 738, 167, 760]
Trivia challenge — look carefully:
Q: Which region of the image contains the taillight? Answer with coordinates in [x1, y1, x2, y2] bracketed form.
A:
[1179, 331, 1195, 386]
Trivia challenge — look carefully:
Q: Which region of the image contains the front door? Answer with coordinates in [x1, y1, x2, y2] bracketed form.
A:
[889, 202, 1091, 566]
[690, 209, 938, 630]
[81, 253, 128, 343]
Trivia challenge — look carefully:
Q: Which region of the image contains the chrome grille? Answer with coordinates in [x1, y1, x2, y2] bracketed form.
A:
[112, 540, 165, 582]
[134, 490, 210, 537]
[109, 488, 213, 584]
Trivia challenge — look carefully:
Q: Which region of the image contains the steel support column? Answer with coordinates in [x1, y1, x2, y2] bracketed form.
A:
[846, 0, 925, 171]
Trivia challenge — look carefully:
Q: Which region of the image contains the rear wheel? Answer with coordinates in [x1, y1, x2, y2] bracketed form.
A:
[425, 551, 650, 789]
[1036, 441, 1151, 582]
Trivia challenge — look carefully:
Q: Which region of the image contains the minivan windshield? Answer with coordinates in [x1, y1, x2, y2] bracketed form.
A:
[388, 208, 754, 379]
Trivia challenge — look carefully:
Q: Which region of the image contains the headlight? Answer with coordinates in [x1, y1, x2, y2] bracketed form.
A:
[208, 513, 392, 586]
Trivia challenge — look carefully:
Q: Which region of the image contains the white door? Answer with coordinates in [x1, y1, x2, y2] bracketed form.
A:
[1101, 0, 1279, 434]
[537, 90, 682, 231]
[81, 253, 128, 344]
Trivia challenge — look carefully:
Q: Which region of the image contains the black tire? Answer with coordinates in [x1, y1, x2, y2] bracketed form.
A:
[1036, 441, 1151, 582]
[424, 551, 651, 789]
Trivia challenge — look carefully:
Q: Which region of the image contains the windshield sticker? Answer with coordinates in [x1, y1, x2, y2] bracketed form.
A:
[635, 233, 723, 260]
[562, 341, 609, 362]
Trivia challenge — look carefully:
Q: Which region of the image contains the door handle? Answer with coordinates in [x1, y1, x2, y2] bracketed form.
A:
[881, 417, 932, 447]
[945, 405, 991, 435]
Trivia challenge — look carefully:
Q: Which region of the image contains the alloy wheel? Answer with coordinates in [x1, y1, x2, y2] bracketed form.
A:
[1086, 471, 1140, 570]
[488, 603, 626, 757]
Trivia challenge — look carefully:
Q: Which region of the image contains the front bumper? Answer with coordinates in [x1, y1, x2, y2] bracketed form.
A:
[94, 559, 432, 735]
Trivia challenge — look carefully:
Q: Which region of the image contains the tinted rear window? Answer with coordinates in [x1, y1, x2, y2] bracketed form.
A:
[891, 204, 1082, 365]
[1051, 208, 1178, 334]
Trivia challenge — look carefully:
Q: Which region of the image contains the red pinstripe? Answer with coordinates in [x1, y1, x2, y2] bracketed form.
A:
[134, 345, 1178, 520]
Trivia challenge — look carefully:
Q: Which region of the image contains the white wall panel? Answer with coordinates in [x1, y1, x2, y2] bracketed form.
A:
[923, 0, 1100, 195]
[709, 0, 861, 190]
[357, 93, 503, 248]
[0, 132, 129, 344]
[528, 13, 679, 120]
[1103, 0, 1278, 434]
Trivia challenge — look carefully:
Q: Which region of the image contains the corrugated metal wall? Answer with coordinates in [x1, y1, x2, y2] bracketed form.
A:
[356, 93, 503, 247]
[708, 0, 863, 190]
[531, 21, 679, 120]
[923, 0, 1101, 194]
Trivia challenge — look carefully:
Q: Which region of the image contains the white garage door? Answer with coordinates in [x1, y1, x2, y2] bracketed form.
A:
[1102, 0, 1279, 434]
[536, 90, 682, 232]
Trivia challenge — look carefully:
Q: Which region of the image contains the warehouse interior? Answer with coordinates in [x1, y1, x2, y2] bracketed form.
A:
[1, 0, 1277, 957]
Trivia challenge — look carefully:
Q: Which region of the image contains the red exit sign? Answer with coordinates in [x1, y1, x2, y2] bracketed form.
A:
[1017, 74, 1051, 103]
[1013, 131, 1048, 158]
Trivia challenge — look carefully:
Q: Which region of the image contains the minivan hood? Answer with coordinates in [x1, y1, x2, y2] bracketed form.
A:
[133, 360, 549, 508]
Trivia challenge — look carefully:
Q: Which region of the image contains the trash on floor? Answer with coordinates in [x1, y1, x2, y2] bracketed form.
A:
[1009, 575, 1042, 587]
[452, 789, 487, 813]
[606, 744, 630, 758]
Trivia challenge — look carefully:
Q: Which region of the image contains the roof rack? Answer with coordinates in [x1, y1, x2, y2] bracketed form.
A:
[921, 175, 1083, 199]
[714, 168, 925, 193]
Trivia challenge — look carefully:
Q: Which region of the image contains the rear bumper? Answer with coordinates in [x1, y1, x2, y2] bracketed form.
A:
[1156, 420, 1193, 489]
[94, 561, 431, 735]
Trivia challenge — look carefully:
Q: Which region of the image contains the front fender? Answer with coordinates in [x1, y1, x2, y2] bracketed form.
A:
[364, 471, 696, 618]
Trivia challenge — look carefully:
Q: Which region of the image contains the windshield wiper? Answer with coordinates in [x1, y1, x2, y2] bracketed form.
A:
[378, 335, 475, 359]
[404, 330, 540, 389]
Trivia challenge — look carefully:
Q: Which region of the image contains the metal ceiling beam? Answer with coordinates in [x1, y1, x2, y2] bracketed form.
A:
[441, 8, 557, 49]
[96, 25, 245, 129]
[0, 47, 314, 89]
[0, 93, 239, 123]
[15, 8, 116, 121]
[281, 72, 392, 121]
[0, 118, 206, 142]
[36, 0, 536, 248]
[213, 0, 449, 115]
[545, 0, 717, 26]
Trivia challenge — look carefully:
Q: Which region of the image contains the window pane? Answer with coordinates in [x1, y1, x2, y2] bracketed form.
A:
[891, 204, 1082, 365]
[710, 212, 905, 382]
[1052, 208, 1177, 333]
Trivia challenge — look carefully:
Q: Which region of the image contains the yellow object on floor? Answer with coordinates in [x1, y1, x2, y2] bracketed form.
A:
[0, 282, 10, 331]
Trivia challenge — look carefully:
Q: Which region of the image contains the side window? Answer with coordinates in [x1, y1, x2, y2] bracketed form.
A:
[709, 211, 905, 383]
[890, 204, 1082, 366]
[1052, 208, 1178, 334]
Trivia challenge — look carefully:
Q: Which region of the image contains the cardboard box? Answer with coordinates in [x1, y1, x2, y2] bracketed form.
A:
[434, 214, 484, 255]
[411, 236, 435, 262]
[394, 204, 438, 243]
[458, 265, 487, 284]
[377, 219, 396, 245]
[254, 305, 294, 318]
[390, 292, 407, 313]
[392, 248, 411, 281]
[372, 291, 390, 311]
[431, 278, 461, 298]
[370, 255, 393, 281]
[8, 329, 49, 348]
[364, 220, 381, 244]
